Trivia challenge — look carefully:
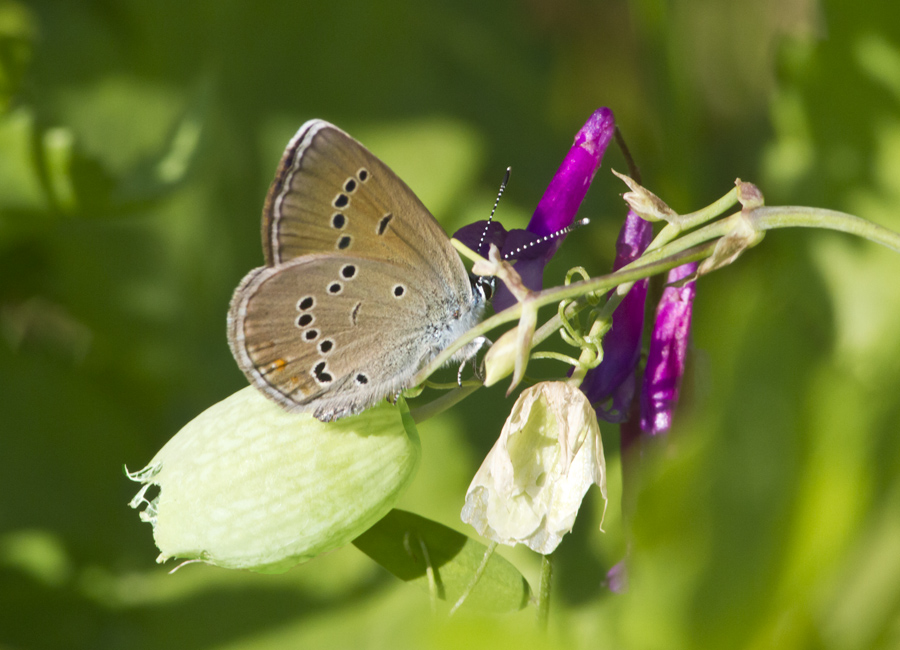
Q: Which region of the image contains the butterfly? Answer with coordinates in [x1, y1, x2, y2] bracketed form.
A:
[227, 120, 488, 421]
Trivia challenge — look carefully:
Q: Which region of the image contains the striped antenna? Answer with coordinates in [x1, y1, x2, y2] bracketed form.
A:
[502, 218, 590, 260]
[476, 167, 511, 256]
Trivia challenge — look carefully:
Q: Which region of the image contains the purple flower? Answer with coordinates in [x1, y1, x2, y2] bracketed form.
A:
[639, 262, 698, 435]
[605, 558, 629, 593]
[579, 210, 653, 421]
[455, 108, 616, 311]
[526, 108, 616, 244]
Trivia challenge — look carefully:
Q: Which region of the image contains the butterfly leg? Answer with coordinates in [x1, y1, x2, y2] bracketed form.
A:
[456, 336, 491, 385]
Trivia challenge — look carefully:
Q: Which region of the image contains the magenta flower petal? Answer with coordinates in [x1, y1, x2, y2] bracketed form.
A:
[452, 220, 509, 255]
[527, 107, 616, 244]
[580, 210, 653, 420]
[452, 222, 548, 311]
[639, 262, 698, 435]
[455, 108, 616, 312]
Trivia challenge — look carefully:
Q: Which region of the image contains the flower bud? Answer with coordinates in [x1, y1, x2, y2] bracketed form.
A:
[128, 387, 420, 573]
[482, 326, 518, 387]
[640, 263, 697, 435]
[697, 212, 765, 277]
[736, 178, 764, 209]
[612, 170, 678, 223]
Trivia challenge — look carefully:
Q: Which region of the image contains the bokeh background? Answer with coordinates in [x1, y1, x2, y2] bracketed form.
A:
[2, 1, 900, 648]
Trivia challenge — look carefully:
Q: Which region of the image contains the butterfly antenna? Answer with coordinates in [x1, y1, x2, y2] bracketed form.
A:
[502, 218, 590, 260]
[476, 167, 511, 256]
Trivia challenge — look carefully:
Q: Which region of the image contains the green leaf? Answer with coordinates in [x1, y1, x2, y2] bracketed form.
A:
[352, 509, 531, 613]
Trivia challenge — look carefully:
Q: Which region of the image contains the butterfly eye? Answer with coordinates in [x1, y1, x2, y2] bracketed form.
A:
[473, 276, 495, 302]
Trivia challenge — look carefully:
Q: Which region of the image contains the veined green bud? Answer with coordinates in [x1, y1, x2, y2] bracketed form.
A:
[482, 326, 518, 387]
[128, 387, 420, 573]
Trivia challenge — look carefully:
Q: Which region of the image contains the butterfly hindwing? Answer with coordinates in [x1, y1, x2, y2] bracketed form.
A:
[228, 254, 453, 420]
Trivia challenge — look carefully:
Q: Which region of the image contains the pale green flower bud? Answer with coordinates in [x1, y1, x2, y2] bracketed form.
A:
[696, 210, 765, 277]
[128, 387, 420, 573]
[461, 382, 606, 555]
[482, 301, 538, 395]
[736, 178, 764, 209]
[612, 169, 677, 223]
[482, 326, 517, 387]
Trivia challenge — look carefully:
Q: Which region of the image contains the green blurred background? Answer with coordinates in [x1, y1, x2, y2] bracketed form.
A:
[2, 1, 899, 648]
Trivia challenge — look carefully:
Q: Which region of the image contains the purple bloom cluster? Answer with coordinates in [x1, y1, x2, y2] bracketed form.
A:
[455, 107, 701, 586]
[455, 106, 696, 440]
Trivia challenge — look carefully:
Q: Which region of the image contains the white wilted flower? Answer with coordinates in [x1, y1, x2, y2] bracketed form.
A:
[461, 381, 607, 555]
[128, 386, 420, 573]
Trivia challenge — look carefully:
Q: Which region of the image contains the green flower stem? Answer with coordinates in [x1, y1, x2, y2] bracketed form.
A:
[409, 382, 481, 423]
[537, 553, 552, 629]
[550, 224, 731, 376]
[531, 350, 582, 365]
[431, 206, 900, 390]
[749, 206, 900, 252]
[654, 184, 740, 245]
[568, 188, 741, 385]
[417, 240, 717, 386]
[418, 534, 438, 614]
[587, 199, 743, 322]
[449, 541, 498, 616]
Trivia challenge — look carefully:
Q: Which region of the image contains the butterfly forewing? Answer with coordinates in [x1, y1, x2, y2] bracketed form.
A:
[263, 121, 467, 292]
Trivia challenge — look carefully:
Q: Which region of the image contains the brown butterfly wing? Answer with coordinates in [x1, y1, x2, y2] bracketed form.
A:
[261, 120, 470, 300]
[230, 120, 484, 420]
[228, 254, 459, 421]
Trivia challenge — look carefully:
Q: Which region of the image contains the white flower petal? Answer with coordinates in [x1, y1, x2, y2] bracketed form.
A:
[461, 382, 606, 555]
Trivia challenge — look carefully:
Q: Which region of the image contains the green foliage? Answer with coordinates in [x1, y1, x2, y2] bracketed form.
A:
[353, 509, 530, 613]
[1, 0, 899, 649]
